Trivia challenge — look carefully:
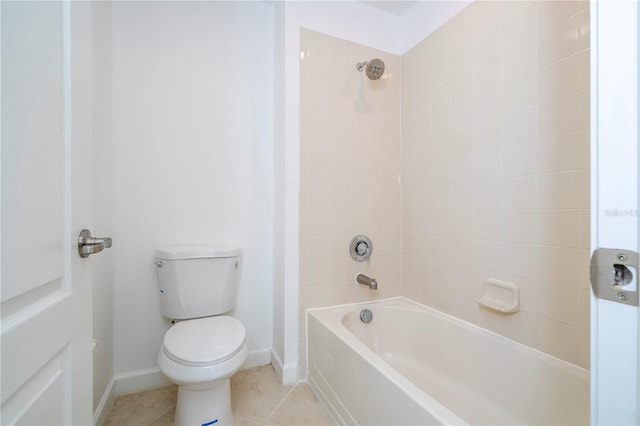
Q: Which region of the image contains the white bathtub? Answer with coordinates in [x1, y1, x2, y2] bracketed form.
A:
[307, 297, 589, 425]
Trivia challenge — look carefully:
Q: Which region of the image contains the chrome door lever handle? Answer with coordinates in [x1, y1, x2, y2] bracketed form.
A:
[85, 236, 112, 248]
[78, 229, 113, 258]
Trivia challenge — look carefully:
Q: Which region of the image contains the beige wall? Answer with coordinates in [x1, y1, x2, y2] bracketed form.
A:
[401, 0, 590, 368]
[299, 29, 402, 372]
[300, 0, 590, 370]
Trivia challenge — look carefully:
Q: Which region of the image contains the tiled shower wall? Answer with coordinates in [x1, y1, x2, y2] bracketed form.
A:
[299, 29, 402, 373]
[401, 0, 590, 368]
[300, 0, 590, 371]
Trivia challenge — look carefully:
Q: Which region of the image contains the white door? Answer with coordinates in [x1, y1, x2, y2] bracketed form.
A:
[1, 2, 94, 424]
[590, 0, 640, 424]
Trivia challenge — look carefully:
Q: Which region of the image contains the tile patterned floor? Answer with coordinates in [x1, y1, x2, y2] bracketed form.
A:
[104, 365, 335, 426]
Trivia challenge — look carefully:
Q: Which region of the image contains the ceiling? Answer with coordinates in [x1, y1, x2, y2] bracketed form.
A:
[359, 1, 418, 16]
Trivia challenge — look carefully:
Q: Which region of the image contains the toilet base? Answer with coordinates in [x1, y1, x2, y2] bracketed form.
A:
[174, 378, 233, 426]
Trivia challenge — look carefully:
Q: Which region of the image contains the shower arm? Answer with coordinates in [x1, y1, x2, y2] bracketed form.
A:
[356, 61, 368, 72]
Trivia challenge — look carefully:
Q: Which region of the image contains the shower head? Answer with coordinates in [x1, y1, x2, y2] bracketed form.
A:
[356, 58, 385, 80]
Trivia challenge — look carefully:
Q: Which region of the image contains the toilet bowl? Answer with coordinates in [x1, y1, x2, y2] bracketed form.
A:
[157, 316, 248, 426]
[154, 245, 245, 426]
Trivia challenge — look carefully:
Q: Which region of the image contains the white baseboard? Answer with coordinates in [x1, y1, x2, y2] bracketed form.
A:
[271, 348, 298, 385]
[114, 366, 173, 396]
[93, 376, 116, 426]
[242, 347, 271, 370]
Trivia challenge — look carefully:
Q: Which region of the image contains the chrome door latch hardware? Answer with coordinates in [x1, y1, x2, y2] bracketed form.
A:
[590, 248, 638, 306]
[78, 229, 113, 258]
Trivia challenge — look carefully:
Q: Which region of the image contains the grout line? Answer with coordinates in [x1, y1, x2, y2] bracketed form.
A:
[263, 381, 301, 424]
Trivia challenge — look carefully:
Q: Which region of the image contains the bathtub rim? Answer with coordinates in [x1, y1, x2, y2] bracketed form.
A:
[306, 296, 589, 425]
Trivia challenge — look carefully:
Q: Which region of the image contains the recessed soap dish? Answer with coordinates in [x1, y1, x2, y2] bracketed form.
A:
[478, 279, 520, 313]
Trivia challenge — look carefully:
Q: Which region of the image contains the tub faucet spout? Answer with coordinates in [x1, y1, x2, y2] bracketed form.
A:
[356, 273, 378, 290]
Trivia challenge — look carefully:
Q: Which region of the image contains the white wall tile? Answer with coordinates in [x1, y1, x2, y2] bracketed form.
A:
[474, 85, 503, 123]
[452, 210, 474, 239]
[474, 147, 502, 181]
[578, 329, 589, 369]
[301, 29, 402, 323]
[537, 172, 579, 209]
[537, 16, 580, 67]
[451, 126, 474, 156]
[578, 10, 590, 50]
[475, 25, 502, 63]
[503, 38, 535, 80]
[398, 0, 590, 367]
[535, 317, 579, 364]
[475, 310, 537, 348]
[537, 130, 589, 173]
[451, 69, 474, 103]
[451, 292, 479, 323]
[537, 89, 589, 138]
[503, 106, 537, 146]
[537, 54, 580, 102]
[474, 1, 503, 35]
[536, 245, 579, 286]
[579, 50, 590, 90]
[450, 153, 474, 183]
[450, 238, 475, 267]
[503, 71, 536, 113]
[503, 176, 536, 210]
[537, 282, 580, 326]
[474, 117, 502, 152]
[577, 170, 590, 209]
[474, 210, 503, 241]
[502, 243, 537, 279]
[451, 98, 474, 130]
[474, 240, 502, 272]
[577, 209, 590, 249]
[451, 182, 474, 210]
[579, 254, 597, 295]
[430, 209, 451, 236]
[537, 0, 584, 30]
[450, 2, 475, 51]
[503, 1, 536, 50]
[430, 236, 451, 262]
[503, 211, 537, 244]
[474, 179, 502, 210]
[475, 54, 502, 94]
[503, 141, 536, 178]
[306, 186, 332, 212]
[537, 210, 579, 247]
[451, 43, 474, 77]
[430, 24, 451, 87]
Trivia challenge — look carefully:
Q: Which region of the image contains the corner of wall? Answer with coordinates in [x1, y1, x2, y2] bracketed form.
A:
[92, 376, 116, 426]
[271, 348, 298, 385]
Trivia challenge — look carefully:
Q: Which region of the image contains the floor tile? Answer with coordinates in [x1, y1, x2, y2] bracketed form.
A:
[104, 365, 334, 426]
[105, 385, 177, 426]
[230, 365, 294, 423]
[266, 383, 335, 426]
[234, 416, 263, 426]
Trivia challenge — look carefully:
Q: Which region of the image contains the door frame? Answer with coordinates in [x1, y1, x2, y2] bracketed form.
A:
[590, 0, 640, 424]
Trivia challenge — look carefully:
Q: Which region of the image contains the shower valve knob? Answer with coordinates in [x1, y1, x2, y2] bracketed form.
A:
[356, 242, 368, 256]
[349, 235, 373, 262]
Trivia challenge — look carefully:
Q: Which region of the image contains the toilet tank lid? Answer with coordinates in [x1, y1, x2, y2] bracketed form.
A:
[156, 245, 240, 260]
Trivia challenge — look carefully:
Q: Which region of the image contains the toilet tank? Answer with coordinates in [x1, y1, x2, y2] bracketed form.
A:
[155, 245, 241, 320]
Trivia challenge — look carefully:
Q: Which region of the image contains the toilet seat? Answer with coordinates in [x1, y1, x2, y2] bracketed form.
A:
[163, 316, 246, 366]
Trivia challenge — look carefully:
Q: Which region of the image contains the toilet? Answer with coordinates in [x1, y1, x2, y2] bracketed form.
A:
[155, 245, 248, 426]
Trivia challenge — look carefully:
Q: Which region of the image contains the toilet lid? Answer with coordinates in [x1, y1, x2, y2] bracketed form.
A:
[163, 316, 246, 364]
